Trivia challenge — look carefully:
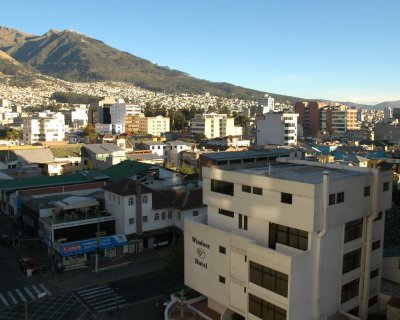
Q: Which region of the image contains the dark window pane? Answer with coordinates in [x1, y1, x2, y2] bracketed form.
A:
[329, 194, 336, 205]
[281, 192, 292, 204]
[344, 218, 363, 243]
[211, 179, 234, 196]
[219, 208, 234, 218]
[242, 185, 251, 193]
[253, 187, 263, 195]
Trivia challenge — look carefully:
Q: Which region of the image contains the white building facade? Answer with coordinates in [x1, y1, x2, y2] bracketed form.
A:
[184, 159, 392, 320]
[256, 112, 298, 146]
[190, 113, 235, 139]
[139, 115, 170, 136]
[23, 112, 65, 145]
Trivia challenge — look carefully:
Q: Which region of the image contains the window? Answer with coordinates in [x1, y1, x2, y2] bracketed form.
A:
[242, 185, 251, 193]
[329, 194, 336, 205]
[374, 212, 382, 222]
[342, 248, 362, 274]
[193, 210, 199, 217]
[142, 216, 148, 223]
[341, 278, 360, 304]
[168, 211, 172, 219]
[337, 192, 345, 203]
[211, 179, 234, 196]
[219, 275, 225, 284]
[344, 218, 363, 243]
[364, 186, 371, 197]
[219, 208, 234, 218]
[142, 195, 148, 204]
[372, 240, 380, 251]
[269, 223, 308, 251]
[369, 295, 378, 307]
[161, 212, 166, 220]
[128, 197, 134, 205]
[129, 218, 134, 225]
[154, 213, 160, 221]
[239, 214, 248, 230]
[370, 268, 379, 279]
[253, 187, 263, 195]
[250, 261, 288, 297]
[248, 294, 287, 320]
[281, 192, 292, 204]
[219, 246, 226, 254]
[383, 182, 389, 192]
[348, 306, 359, 317]
[177, 212, 181, 220]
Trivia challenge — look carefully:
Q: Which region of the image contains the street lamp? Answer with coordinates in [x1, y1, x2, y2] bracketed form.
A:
[25, 292, 47, 320]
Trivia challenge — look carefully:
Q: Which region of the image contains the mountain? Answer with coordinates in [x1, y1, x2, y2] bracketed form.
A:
[0, 26, 302, 102]
[373, 101, 400, 110]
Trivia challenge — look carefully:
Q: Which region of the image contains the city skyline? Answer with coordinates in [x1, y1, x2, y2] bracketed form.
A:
[2, 0, 400, 104]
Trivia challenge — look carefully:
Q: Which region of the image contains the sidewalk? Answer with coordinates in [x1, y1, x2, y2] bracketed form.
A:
[44, 247, 171, 293]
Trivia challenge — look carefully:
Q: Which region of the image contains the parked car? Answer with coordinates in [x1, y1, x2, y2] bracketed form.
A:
[19, 257, 41, 274]
[0, 234, 11, 246]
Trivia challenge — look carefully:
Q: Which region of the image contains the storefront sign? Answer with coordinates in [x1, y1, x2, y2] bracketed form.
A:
[59, 234, 127, 257]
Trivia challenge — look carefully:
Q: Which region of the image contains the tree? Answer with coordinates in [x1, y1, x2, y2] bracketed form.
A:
[83, 124, 98, 143]
[164, 238, 184, 284]
[180, 164, 195, 176]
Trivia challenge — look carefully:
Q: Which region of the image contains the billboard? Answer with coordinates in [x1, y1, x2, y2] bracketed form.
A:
[59, 234, 128, 257]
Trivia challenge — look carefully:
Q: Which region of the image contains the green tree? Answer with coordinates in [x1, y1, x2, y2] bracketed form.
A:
[83, 124, 98, 143]
[180, 164, 195, 175]
[164, 238, 184, 284]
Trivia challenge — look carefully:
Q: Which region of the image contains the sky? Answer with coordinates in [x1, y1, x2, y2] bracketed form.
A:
[2, 0, 400, 104]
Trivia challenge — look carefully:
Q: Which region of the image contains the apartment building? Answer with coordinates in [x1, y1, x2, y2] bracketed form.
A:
[190, 113, 235, 139]
[185, 159, 392, 320]
[110, 99, 141, 133]
[256, 112, 298, 146]
[295, 101, 327, 137]
[139, 115, 170, 136]
[320, 105, 359, 134]
[23, 112, 65, 145]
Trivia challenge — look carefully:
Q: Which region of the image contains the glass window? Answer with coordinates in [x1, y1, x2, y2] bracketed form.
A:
[374, 212, 382, 222]
[154, 213, 160, 221]
[193, 210, 199, 217]
[142, 195, 148, 204]
[167, 211, 172, 219]
[248, 294, 287, 320]
[250, 261, 288, 297]
[383, 182, 389, 192]
[219, 275, 225, 284]
[370, 268, 379, 279]
[142, 216, 148, 223]
[269, 223, 308, 251]
[242, 185, 251, 193]
[368, 295, 378, 307]
[219, 208, 234, 218]
[281, 193, 292, 204]
[344, 218, 363, 243]
[211, 179, 234, 196]
[364, 186, 371, 197]
[219, 246, 226, 254]
[341, 278, 360, 304]
[128, 197, 134, 205]
[329, 194, 336, 205]
[129, 218, 134, 225]
[253, 187, 263, 195]
[372, 240, 380, 251]
[337, 192, 345, 203]
[161, 212, 166, 220]
[342, 248, 362, 274]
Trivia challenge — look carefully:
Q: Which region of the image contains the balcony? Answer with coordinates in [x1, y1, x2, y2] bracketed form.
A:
[40, 210, 115, 230]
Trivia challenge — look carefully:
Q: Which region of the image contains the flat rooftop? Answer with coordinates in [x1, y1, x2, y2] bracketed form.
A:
[235, 163, 367, 184]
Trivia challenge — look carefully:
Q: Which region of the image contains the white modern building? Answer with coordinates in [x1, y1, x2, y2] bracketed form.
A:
[23, 112, 65, 145]
[139, 115, 170, 136]
[71, 106, 88, 131]
[256, 112, 298, 146]
[110, 99, 142, 133]
[185, 159, 392, 320]
[190, 113, 235, 139]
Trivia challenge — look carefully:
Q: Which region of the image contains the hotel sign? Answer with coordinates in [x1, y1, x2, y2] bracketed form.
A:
[192, 236, 210, 269]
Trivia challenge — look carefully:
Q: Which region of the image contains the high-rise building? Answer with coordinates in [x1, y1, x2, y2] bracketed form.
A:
[190, 113, 235, 139]
[97, 96, 116, 124]
[383, 107, 393, 123]
[23, 112, 65, 144]
[294, 101, 326, 137]
[185, 159, 391, 319]
[110, 99, 141, 133]
[256, 112, 298, 146]
[320, 105, 359, 134]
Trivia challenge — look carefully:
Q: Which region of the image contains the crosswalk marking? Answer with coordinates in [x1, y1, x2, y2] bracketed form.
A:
[76, 284, 128, 314]
[24, 287, 36, 300]
[39, 284, 52, 296]
[32, 285, 41, 296]
[0, 293, 9, 307]
[15, 289, 27, 303]
[7, 291, 17, 305]
[0, 284, 52, 308]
